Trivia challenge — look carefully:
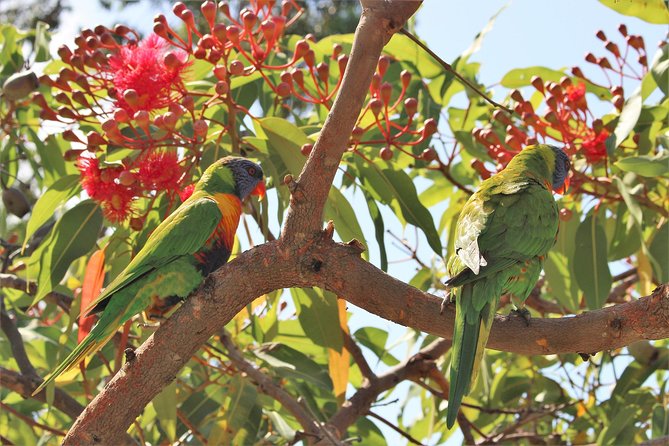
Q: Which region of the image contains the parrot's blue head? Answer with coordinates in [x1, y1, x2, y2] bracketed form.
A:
[549, 145, 571, 194]
[223, 157, 266, 200]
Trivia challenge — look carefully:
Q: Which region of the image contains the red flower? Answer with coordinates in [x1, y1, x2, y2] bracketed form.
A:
[109, 34, 189, 113]
[566, 82, 587, 110]
[581, 129, 609, 163]
[77, 156, 136, 222]
[138, 151, 182, 191]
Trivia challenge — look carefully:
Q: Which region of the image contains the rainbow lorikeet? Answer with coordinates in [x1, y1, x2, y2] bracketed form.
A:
[34, 156, 265, 394]
[445, 144, 570, 428]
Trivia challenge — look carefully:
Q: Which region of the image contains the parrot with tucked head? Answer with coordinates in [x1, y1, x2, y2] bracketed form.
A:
[444, 144, 570, 428]
[33, 156, 265, 395]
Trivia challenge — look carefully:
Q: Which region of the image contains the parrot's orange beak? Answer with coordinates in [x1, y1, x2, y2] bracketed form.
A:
[251, 181, 266, 200]
[554, 175, 570, 195]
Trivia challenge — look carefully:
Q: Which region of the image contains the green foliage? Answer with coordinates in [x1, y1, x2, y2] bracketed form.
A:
[0, 4, 667, 446]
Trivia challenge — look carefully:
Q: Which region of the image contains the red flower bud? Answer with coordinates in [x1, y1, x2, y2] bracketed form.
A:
[294, 39, 309, 59]
[337, 54, 348, 73]
[421, 148, 437, 162]
[332, 43, 343, 59]
[380, 147, 393, 161]
[379, 82, 392, 105]
[350, 126, 364, 143]
[377, 55, 390, 77]
[193, 119, 208, 137]
[280, 71, 292, 84]
[260, 19, 276, 41]
[182, 95, 194, 111]
[400, 70, 411, 88]
[86, 131, 107, 147]
[303, 49, 315, 68]
[218, 1, 230, 16]
[612, 94, 624, 110]
[585, 52, 597, 64]
[172, 2, 186, 16]
[531, 75, 544, 92]
[369, 98, 383, 116]
[605, 41, 621, 58]
[422, 118, 437, 137]
[276, 82, 290, 97]
[300, 143, 313, 156]
[229, 60, 244, 76]
[595, 30, 606, 41]
[214, 65, 227, 80]
[226, 25, 241, 45]
[618, 24, 627, 37]
[212, 23, 227, 43]
[292, 69, 304, 86]
[316, 62, 329, 83]
[215, 80, 229, 95]
[201, 1, 217, 27]
[241, 9, 257, 31]
[113, 24, 130, 35]
[114, 108, 129, 123]
[404, 97, 417, 116]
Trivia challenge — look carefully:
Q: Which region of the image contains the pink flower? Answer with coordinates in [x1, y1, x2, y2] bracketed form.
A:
[566, 83, 587, 109]
[109, 34, 190, 113]
[77, 156, 136, 222]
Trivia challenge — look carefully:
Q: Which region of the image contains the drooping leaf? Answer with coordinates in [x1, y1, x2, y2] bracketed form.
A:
[152, 380, 177, 443]
[650, 45, 669, 95]
[649, 223, 669, 283]
[598, 0, 669, 24]
[543, 251, 579, 312]
[256, 117, 308, 176]
[29, 200, 103, 305]
[362, 189, 387, 271]
[208, 375, 258, 445]
[615, 153, 669, 177]
[254, 343, 333, 390]
[612, 177, 642, 228]
[324, 187, 367, 258]
[354, 326, 399, 366]
[33, 21, 51, 62]
[573, 214, 612, 310]
[291, 288, 343, 351]
[606, 87, 642, 153]
[22, 174, 81, 251]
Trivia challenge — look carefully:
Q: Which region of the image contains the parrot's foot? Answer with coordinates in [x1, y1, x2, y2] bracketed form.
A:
[440, 290, 453, 315]
[510, 307, 531, 326]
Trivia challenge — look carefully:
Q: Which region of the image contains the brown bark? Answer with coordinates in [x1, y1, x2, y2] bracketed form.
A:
[60, 0, 669, 443]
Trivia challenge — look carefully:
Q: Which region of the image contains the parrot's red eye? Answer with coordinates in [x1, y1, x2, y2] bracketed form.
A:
[247, 167, 256, 176]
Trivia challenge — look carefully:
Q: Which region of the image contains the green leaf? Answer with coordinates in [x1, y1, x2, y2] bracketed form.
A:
[291, 288, 343, 352]
[256, 117, 308, 175]
[254, 343, 332, 390]
[615, 153, 669, 177]
[22, 175, 80, 251]
[32, 133, 78, 187]
[501, 66, 565, 88]
[606, 87, 642, 153]
[33, 21, 51, 62]
[28, 200, 103, 305]
[266, 411, 296, 441]
[0, 135, 18, 188]
[652, 404, 669, 438]
[598, 0, 669, 24]
[460, 4, 507, 61]
[353, 326, 399, 366]
[649, 223, 669, 283]
[543, 251, 579, 312]
[608, 205, 641, 261]
[573, 214, 612, 310]
[650, 45, 669, 95]
[612, 177, 642, 228]
[152, 380, 177, 442]
[363, 190, 387, 271]
[355, 160, 442, 256]
[597, 404, 640, 446]
[208, 375, 258, 445]
[384, 34, 442, 79]
[324, 187, 367, 258]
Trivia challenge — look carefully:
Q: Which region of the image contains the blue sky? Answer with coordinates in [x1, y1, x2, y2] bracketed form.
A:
[50, 1, 667, 444]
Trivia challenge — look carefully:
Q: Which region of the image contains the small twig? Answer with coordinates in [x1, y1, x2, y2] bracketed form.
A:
[343, 331, 376, 382]
[177, 409, 208, 445]
[399, 28, 513, 114]
[0, 401, 67, 436]
[367, 411, 425, 446]
[457, 412, 477, 445]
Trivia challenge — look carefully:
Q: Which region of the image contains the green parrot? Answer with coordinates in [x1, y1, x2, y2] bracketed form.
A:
[445, 144, 570, 428]
[33, 156, 265, 395]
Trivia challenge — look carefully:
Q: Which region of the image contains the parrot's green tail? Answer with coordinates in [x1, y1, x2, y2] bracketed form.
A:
[446, 284, 497, 429]
[32, 318, 117, 396]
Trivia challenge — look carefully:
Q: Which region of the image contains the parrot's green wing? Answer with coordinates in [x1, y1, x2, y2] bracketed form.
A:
[33, 195, 223, 395]
[84, 194, 222, 315]
[446, 179, 559, 428]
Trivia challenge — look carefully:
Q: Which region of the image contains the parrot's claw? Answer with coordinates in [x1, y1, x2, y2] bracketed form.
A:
[510, 307, 531, 326]
[440, 290, 453, 315]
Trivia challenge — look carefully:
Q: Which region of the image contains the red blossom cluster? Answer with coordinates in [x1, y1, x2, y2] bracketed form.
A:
[472, 25, 649, 179]
[36, 0, 441, 223]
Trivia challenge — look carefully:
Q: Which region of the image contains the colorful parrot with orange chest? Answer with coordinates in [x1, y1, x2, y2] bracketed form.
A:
[34, 156, 265, 394]
[445, 144, 570, 428]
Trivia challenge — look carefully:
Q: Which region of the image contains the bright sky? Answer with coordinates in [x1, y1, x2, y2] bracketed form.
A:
[50, 1, 667, 444]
